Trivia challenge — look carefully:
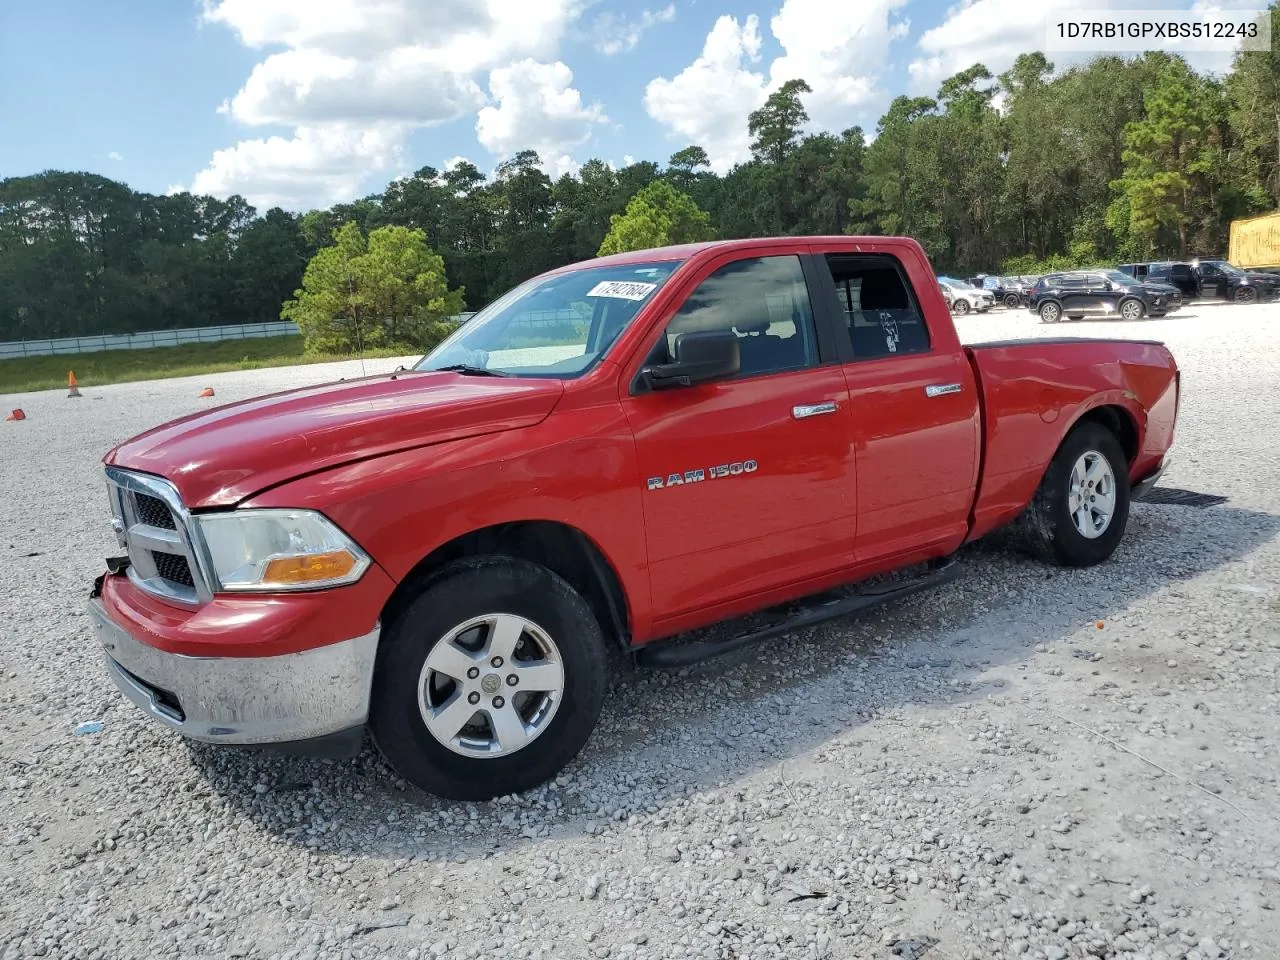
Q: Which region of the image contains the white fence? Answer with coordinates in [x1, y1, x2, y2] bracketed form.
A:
[0, 314, 478, 360]
[0, 321, 301, 359]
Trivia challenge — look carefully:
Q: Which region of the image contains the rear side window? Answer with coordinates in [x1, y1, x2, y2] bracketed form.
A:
[824, 254, 931, 361]
[1148, 265, 1170, 279]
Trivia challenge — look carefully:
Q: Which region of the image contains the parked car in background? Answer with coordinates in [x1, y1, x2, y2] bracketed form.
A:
[88, 234, 1180, 801]
[1156, 260, 1280, 304]
[990, 276, 1035, 308]
[1029, 269, 1182, 323]
[937, 277, 995, 314]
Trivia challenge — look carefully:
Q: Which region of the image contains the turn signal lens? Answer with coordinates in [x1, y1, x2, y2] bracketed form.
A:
[262, 550, 359, 585]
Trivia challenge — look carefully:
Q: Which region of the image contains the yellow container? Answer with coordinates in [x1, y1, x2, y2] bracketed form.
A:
[1229, 211, 1280, 270]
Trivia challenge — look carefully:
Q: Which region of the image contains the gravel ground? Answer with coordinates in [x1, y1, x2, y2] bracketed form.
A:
[3, 302, 1279, 960]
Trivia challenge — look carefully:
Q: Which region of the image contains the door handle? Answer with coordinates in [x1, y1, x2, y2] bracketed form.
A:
[925, 383, 962, 398]
[792, 401, 838, 420]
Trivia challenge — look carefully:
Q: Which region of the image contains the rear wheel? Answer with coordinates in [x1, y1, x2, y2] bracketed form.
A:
[369, 557, 610, 801]
[1019, 422, 1131, 567]
[1234, 286, 1259, 305]
[1004, 294, 1021, 308]
[1039, 301, 1062, 323]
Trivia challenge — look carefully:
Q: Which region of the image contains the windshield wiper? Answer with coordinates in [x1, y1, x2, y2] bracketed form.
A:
[429, 364, 511, 378]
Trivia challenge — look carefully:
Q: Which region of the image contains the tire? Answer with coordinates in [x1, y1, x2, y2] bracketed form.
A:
[1233, 286, 1258, 305]
[1038, 301, 1062, 323]
[369, 556, 610, 801]
[1020, 422, 1131, 567]
[1004, 294, 1020, 308]
[953, 298, 971, 315]
[1119, 298, 1145, 321]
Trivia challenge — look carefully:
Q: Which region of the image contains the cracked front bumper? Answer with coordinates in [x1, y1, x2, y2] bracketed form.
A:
[87, 597, 378, 753]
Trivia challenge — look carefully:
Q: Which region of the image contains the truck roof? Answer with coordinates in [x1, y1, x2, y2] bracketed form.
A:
[562, 236, 921, 272]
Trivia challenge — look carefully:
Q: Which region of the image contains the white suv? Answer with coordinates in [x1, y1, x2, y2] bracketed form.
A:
[938, 278, 995, 314]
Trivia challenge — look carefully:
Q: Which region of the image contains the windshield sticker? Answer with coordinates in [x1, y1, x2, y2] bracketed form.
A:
[587, 280, 658, 301]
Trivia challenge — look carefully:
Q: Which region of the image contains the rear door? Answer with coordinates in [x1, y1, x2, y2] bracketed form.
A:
[1196, 263, 1228, 299]
[1058, 274, 1100, 316]
[810, 246, 981, 564]
[620, 249, 857, 619]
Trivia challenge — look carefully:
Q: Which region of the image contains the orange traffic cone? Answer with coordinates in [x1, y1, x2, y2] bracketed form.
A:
[5, 409, 26, 421]
[198, 387, 215, 398]
[67, 370, 82, 398]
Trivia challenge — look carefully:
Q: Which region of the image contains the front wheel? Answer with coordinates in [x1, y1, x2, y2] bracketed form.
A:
[953, 298, 971, 315]
[1119, 298, 1146, 321]
[369, 557, 610, 801]
[1020, 422, 1131, 567]
[1038, 301, 1062, 323]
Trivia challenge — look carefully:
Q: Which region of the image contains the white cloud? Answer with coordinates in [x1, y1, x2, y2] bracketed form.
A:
[644, 1, 910, 172]
[476, 60, 605, 169]
[190, 123, 407, 210]
[908, 0, 1260, 94]
[909, 0, 1093, 93]
[769, 0, 910, 129]
[592, 4, 676, 55]
[643, 14, 769, 173]
[443, 155, 472, 172]
[191, 0, 592, 209]
[224, 48, 485, 126]
[107, 151, 123, 162]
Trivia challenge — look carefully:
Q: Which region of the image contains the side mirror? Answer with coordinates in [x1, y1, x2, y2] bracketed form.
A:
[643, 330, 740, 390]
[1104, 281, 1115, 291]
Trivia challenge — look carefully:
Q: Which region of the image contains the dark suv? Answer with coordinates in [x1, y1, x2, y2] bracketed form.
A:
[1145, 260, 1280, 304]
[1028, 269, 1182, 323]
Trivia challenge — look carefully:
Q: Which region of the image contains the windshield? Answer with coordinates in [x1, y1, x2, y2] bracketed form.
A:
[416, 260, 683, 378]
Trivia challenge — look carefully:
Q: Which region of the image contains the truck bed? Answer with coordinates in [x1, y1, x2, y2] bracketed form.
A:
[962, 336, 1179, 542]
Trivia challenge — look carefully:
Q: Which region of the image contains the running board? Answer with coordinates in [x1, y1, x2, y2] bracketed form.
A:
[633, 558, 961, 669]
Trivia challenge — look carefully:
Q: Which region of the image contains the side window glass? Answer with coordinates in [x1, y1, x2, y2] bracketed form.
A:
[664, 256, 818, 378]
[825, 254, 931, 360]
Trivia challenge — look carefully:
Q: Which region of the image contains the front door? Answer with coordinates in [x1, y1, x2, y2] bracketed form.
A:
[815, 249, 981, 565]
[621, 252, 857, 619]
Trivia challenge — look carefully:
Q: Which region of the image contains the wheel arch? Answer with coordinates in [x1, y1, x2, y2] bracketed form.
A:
[380, 520, 632, 652]
[1063, 402, 1141, 466]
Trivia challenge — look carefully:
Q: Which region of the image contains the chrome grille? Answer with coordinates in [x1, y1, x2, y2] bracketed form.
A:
[105, 467, 212, 606]
[134, 493, 176, 530]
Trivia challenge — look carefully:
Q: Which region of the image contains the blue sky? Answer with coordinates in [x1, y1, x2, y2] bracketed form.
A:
[0, 0, 1258, 213]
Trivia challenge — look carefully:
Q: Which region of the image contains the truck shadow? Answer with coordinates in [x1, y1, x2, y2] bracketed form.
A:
[188, 500, 1278, 866]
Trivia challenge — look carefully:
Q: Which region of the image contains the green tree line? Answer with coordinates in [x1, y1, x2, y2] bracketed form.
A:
[1, 11, 1277, 344]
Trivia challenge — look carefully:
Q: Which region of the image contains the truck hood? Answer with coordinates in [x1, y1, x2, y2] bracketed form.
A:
[105, 371, 565, 508]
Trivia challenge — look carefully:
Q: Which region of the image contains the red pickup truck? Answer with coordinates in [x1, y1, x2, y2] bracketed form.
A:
[88, 237, 1179, 801]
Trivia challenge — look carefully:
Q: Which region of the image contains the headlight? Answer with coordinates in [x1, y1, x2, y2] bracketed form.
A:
[192, 509, 371, 592]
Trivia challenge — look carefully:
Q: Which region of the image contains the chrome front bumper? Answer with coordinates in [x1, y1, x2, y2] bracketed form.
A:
[87, 598, 379, 750]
